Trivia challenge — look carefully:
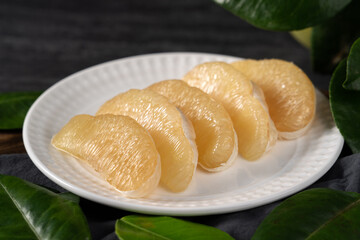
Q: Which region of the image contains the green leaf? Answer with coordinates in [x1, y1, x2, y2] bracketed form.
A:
[59, 192, 80, 203]
[115, 215, 234, 240]
[290, 28, 312, 49]
[252, 188, 360, 240]
[311, 1, 360, 73]
[330, 59, 360, 153]
[213, 0, 351, 31]
[0, 174, 91, 240]
[0, 92, 42, 129]
[343, 38, 360, 90]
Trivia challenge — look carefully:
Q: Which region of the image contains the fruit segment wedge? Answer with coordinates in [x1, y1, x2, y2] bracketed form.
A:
[51, 114, 161, 198]
[148, 80, 238, 172]
[96, 89, 197, 192]
[183, 62, 277, 161]
[231, 59, 316, 139]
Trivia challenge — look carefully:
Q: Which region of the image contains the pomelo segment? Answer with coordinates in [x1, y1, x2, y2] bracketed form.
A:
[231, 59, 316, 139]
[51, 114, 160, 198]
[96, 89, 197, 192]
[148, 80, 238, 172]
[183, 62, 277, 161]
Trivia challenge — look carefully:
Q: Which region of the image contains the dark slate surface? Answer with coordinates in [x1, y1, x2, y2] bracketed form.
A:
[1, 0, 330, 92]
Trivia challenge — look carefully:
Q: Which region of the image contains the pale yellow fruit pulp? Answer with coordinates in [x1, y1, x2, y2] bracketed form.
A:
[231, 59, 316, 139]
[148, 79, 238, 172]
[183, 62, 277, 161]
[96, 89, 197, 192]
[51, 114, 161, 198]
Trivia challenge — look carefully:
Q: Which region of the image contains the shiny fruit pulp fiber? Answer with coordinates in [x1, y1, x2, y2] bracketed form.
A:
[51, 114, 160, 197]
[148, 79, 237, 172]
[184, 62, 277, 161]
[96, 89, 197, 192]
[231, 59, 315, 139]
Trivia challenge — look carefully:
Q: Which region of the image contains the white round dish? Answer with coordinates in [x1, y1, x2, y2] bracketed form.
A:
[23, 52, 344, 216]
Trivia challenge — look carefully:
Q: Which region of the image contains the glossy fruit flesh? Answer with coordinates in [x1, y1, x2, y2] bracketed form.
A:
[231, 59, 315, 139]
[51, 114, 161, 198]
[148, 79, 238, 172]
[96, 89, 197, 192]
[184, 62, 277, 160]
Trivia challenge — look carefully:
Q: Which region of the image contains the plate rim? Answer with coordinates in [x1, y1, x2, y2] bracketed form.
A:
[23, 52, 344, 216]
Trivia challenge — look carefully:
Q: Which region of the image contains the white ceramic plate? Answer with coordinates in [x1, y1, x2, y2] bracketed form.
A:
[23, 52, 343, 216]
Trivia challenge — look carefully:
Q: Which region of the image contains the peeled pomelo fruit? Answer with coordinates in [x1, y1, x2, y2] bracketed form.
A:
[96, 89, 197, 192]
[231, 59, 315, 139]
[51, 114, 160, 198]
[148, 79, 238, 172]
[183, 62, 277, 161]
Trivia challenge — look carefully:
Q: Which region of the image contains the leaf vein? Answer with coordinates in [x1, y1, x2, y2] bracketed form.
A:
[0, 181, 41, 240]
[306, 198, 360, 239]
[120, 219, 172, 240]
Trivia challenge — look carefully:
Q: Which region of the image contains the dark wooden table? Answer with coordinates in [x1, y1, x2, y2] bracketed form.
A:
[0, 131, 26, 154]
